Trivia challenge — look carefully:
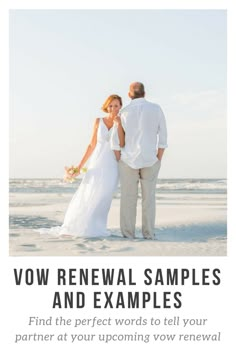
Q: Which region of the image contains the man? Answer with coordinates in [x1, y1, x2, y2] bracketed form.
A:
[111, 82, 168, 239]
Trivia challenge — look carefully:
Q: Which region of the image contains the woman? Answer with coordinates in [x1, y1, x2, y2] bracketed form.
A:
[59, 94, 124, 237]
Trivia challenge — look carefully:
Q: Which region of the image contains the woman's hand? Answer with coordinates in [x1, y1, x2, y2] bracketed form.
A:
[114, 150, 121, 161]
[114, 115, 122, 125]
[74, 166, 81, 177]
[115, 115, 125, 148]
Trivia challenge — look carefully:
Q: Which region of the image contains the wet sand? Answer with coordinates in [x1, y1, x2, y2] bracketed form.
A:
[9, 192, 227, 256]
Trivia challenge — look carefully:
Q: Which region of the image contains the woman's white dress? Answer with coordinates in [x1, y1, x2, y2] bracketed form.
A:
[58, 118, 119, 237]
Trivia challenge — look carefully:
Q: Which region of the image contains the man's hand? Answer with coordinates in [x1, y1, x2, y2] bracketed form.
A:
[157, 148, 165, 161]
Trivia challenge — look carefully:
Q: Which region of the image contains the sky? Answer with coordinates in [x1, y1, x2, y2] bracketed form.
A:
[9, 9, 227, 178]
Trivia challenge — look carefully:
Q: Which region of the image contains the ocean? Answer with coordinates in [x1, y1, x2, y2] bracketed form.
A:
[10, 178, 227, 195]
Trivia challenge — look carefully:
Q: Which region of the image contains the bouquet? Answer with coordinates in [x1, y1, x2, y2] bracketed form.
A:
[63, 165, 87, 183]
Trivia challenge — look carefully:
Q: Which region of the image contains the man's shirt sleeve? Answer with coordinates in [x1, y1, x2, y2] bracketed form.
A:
[157, 107, 168, 149]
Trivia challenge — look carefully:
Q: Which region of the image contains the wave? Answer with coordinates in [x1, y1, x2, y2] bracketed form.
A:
[9, 178, 227, 194]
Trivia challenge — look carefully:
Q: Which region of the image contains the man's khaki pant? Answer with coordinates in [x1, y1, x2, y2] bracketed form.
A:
[119, 160, 161, 239]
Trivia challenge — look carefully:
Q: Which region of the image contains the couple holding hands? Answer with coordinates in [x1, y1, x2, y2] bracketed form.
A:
[60, 82, 168, 240]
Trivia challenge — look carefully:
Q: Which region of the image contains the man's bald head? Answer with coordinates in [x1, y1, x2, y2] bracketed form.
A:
[129, 82, 145, 99]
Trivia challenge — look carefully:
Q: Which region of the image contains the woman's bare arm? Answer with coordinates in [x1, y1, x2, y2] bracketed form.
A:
[76, 118, 100, 173]
[114, 116, 125, 147]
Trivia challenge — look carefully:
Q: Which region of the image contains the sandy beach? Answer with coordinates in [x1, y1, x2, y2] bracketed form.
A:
[9, 179, 227, 256]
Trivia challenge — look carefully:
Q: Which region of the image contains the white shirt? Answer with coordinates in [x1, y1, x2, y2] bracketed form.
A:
[110, 98, 168, 169]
